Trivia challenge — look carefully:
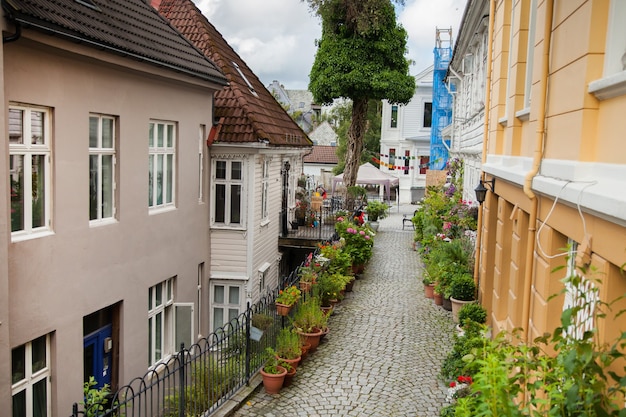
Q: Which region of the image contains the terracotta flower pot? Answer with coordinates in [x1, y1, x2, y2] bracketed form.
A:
[260, 365, 287, 394]
[277, 355, 301, 371]
[299, 281, 312, 292]
[283, 366, 297, 387]
[300, 342, 311, 360]
[424, 284, 435, 299]
[276, 302, 293, 317]
[297, 328, 323, 352]
[433, 292, 443, 306]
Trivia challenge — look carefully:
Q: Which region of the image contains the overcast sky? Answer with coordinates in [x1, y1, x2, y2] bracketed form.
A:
[195, 0, 466, 90]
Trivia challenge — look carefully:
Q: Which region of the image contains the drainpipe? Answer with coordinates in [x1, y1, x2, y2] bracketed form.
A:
[3, 22, 21, 43]
[473, 0, 495, 294]
[521, 0, 553, 343]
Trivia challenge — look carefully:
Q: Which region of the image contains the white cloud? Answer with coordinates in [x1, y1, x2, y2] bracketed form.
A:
[193, 0, 466, 89]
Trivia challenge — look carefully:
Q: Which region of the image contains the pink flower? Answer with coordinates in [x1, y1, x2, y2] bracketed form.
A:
[359, 231, 365, 236]
[337, 216, 344, 222]
[364, 235, 370, 240]
[346, 227, 354, 234]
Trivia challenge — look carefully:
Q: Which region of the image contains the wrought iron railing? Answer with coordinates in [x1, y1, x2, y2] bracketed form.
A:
[71, 242, 331, 417]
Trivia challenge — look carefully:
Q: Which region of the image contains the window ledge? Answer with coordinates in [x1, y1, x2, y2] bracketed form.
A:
[89, 218, 118, 228]
[498, 116, 508, 126]
[210, 224, 247, 231]
[515, 107, 530, 121]
[149, 205, 176, 215]
[11, 230, 54, 243]
[588, 71, 626, 100]
[260, 219, 270, 227]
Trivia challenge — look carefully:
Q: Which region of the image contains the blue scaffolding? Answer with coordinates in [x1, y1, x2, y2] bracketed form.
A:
[430, 28, 454, 170]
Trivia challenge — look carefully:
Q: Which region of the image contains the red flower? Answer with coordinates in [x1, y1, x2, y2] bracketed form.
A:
[449, 381, 456, 388]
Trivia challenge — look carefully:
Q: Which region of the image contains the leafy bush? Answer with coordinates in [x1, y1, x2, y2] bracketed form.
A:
[449, 268, 626, 416]
[457, 302, 487, 325]
[450, 273, 476, 301]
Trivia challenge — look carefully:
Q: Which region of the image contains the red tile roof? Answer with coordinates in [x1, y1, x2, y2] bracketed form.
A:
[156, 0, 312, 147]
[303, 146, 339, 164]
[3, 0, 226, 85]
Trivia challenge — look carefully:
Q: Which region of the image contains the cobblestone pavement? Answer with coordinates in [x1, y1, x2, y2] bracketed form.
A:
[233, 205, 455, 417]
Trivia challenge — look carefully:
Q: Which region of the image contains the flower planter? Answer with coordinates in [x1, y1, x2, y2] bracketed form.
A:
[450, 297, 475, 323]
[276, 302, 293, 317]
[297, 328, 323, 352]
[345, 278, 355, 292]
[277, 355, 301, 371]
[300, 342, 311, 361]
[424, 284, 435, 299]
[283, 366, 297, 387]
[299, 281, 312, 292]
[260, 366, 287, 394]
[442, 296, 452, 311]
[433, 292, 443, 306]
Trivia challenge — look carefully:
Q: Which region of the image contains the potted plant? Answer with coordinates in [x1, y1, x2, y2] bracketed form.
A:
[275, 328, 302, 371]
[365, 200, 389, 223]
[422, 273, 435, 299]
[291, 297, 327, 352]
[297, 265, 318, 292]
[450, 273, 476, 322]
[457, 302, 487, 327]
[275, 285, 301, 316]
[260, 348, 287, 394]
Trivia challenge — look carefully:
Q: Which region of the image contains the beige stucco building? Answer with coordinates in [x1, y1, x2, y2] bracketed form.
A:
[1, 1, 228, 415]
[477, 0, 626, 353]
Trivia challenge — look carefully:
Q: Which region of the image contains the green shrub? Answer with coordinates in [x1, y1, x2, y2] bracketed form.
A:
[450, 273, 476, 301]
[457, 302, 487, 325]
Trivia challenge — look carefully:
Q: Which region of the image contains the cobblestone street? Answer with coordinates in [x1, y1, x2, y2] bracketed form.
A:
[233, 206, 455, 417]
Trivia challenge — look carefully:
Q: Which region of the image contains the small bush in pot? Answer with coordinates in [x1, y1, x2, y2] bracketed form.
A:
[276, 328, 302, 360]
[365, 200, 389, 222]
[450, 273, 476, 301]
[457, 302, 487, 325]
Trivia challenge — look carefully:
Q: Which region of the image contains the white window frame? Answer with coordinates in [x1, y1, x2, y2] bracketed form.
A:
[197, 263, 204, 338]
[9, 104, 52, 240]
[589, 1, 626, 100]
[562, 240, 597, 340]
[211, 159, 245, 227]
[390, 105, 398, 128]
[198, 125, 205, 203]
[261, 158, 270, 222]
[211, 282, 243, 333]
[11, 335, 51, 417]
[89, 114, 117, 224]
[148, 278, 174, 366]
[148, 121, 176, 211]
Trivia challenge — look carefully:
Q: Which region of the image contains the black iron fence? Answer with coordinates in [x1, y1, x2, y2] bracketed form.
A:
[71, 246, 327, 417]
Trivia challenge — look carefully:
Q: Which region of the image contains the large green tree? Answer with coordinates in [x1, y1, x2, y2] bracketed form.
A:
[305, 0, 415, 189]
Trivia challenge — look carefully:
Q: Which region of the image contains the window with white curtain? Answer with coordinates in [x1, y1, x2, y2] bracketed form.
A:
[9, 104, 52, 238]
[261, 158, 270, 221]
[89, 114, 116, 223]
[148, 121, 176, 210]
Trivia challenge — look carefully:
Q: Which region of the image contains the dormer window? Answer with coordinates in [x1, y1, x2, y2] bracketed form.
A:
[232, 62, 258, 97]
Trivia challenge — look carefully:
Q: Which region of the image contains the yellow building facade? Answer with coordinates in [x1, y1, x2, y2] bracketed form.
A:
[478, 0, 626, 346]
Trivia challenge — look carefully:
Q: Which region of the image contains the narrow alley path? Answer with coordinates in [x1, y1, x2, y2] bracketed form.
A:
[233, 206, 455, 416]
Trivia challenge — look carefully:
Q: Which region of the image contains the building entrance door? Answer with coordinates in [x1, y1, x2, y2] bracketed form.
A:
[83, 324, 112, 389]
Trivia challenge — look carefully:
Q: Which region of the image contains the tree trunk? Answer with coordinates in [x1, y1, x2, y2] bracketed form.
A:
[343, 97, 369, 190]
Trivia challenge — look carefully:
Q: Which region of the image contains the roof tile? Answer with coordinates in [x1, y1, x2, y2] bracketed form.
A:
[157, 0, 312, 147]
[2, 0, 227, 84]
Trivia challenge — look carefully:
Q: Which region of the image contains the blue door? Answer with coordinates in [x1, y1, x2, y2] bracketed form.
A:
[83, 324, 112, 389]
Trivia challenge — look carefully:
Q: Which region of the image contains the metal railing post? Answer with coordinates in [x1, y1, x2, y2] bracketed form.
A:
[178, 343, 185, 417]
[245, 302, 251, 385]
